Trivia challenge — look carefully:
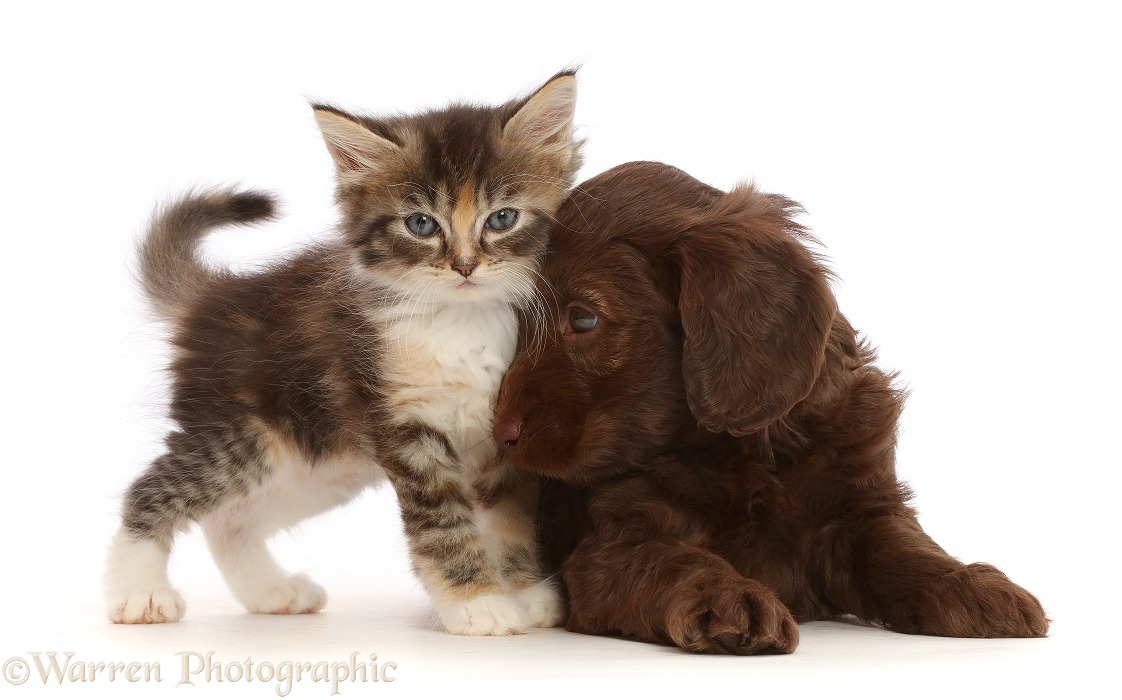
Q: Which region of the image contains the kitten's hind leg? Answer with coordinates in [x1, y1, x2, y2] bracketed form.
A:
[104, 426, 272, 623]
[104, 451, 201, 624]
[201, 447, 380, 615]
[202, 517, 327, 616]
[104, 526, 186, 624]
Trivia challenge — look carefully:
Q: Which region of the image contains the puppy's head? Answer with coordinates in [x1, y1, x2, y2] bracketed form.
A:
[494, 161, 836, 482]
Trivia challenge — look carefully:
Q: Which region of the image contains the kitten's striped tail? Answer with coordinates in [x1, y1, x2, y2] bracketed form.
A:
[139, 187, 276, 318]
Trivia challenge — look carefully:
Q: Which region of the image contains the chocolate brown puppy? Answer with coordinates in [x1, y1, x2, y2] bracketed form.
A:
[493, 161, 1048, 654]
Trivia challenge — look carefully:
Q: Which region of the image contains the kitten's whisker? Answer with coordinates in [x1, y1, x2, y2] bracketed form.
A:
[400, 275, 440, 358]
[384, 181, 436, 205]
[498, 265, 551, 362]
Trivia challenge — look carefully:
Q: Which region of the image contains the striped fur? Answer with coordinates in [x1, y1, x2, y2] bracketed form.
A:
[104, 72, 581, 634]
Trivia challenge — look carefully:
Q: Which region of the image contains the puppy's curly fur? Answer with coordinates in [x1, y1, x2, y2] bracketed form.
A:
[494, 161, 1048, 654]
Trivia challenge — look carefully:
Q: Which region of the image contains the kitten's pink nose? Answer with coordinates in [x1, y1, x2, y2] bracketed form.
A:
[453, 257, 478, 277]
[493, 415, 522, 452]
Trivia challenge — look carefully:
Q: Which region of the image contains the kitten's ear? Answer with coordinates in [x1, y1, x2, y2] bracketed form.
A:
[312, 105, 399, 174]
[503, 71, 577, 150]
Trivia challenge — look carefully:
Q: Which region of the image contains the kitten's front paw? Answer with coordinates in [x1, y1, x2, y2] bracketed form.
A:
[438, 594, 531, 636]
[243, 574, 327, 615]
[107, 585, 186, 624]
[514, 580, 566, 628]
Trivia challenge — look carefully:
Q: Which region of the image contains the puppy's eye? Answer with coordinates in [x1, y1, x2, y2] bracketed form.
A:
[569, 307, 598, 333]
[485, 208, 518, 231]
[404, 213, 440, 237]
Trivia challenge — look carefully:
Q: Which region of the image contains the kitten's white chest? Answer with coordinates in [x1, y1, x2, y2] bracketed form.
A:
[380, 301, 517, 470]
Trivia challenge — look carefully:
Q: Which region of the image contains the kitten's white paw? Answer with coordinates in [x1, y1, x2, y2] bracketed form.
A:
[108, 585, 186, 624]
[515, 580, 566, 628]
[438, 593, 531, 636]
[104, 529, 182, 623]
[243, 574, 327, 615]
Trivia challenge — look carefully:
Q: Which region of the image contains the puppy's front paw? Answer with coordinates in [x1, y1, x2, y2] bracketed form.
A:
[243, 574, 327, 615]
[668, 578, 799, 655]
[515, 579, 566, 628]
[107, 585, 186, 624]
[438, 594, 531, 636]
[900, 563, 1049, 638]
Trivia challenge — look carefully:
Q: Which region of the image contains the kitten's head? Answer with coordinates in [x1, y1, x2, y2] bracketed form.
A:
[313, 71, 581, 307]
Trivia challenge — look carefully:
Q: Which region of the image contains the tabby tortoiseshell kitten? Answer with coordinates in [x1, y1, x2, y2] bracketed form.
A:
[103, 72, 581, 635]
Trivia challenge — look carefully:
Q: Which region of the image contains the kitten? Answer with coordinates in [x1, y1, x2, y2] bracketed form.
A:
[103, 71, 581, 635]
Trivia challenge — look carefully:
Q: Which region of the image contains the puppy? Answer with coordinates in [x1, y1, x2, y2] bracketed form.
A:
[493, 161, 1048, 654]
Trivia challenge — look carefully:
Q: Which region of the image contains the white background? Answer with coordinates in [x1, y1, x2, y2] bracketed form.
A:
[1, 1, 1118, 697]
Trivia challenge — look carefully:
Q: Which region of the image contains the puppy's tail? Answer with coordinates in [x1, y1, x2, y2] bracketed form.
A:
[138, 187, 277, 318]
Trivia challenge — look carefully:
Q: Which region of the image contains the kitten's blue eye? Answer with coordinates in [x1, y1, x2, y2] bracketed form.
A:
[404, 213, 440, 237]
[485, 208, 518, 231]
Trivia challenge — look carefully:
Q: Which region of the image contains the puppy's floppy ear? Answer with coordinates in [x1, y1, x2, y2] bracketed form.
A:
[676, 186, 836, 436]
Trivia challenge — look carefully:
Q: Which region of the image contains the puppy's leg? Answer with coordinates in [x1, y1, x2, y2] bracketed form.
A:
[562, 483, 799, 655]
[565, 536, 799, 654]
[811, 512, 1049, 637]
[474, 465, 563, 628]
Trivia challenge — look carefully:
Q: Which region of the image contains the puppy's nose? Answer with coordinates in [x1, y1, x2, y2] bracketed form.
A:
[493, 416, 522, 451]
